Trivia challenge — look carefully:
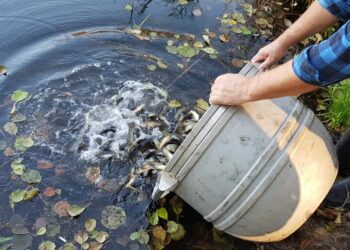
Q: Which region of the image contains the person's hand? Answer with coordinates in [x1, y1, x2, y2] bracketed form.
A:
[252, 40, 288, 70]
[209, 73, 251, 106]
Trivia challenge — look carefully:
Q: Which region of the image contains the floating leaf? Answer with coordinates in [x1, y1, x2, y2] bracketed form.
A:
[168, 100, 182, 108]
[157, 61, 168, 69]
[124, 4, 133, 11]
[192, 8, 202, 16]
[15, 137, 34, 151]
[166, 221, 179, 234]
[194, 41, 204, 48]
[156, 208, 168, 221]
[152, 225, 166, 242]
[46, 224, 60, 238]
[36, 227, 46, 236]
[59, 242, 76, 250]
[67, 205, 86, 217]
[242, 3, 255, 17]
[74, 231, 88, 245]
[219, 34, 230, 43]
[202, 35, 210, 45]
[95, 232, 109, 244]
[11, 160, 25, 175]
[178, 0, 188, 5]
[241, 26, 252, 35]
[10, 189, 26, 203]
[82, 243, 89, 250]
[169, 223, 185, 241]
[0, 141, 6, 151]
[101, 206, 126, 230]
[201, 47, 215, 55]
[85, 218, 97, 232]
[11, 113, 26, 123]
[11, 90, 29, 103]
[149, 212, 159, 226]
[88, 242, 102, 250]
[147, 64, 157, 71]
[85, 166, 101, 183]
[39, 241, 56, 250]
[4, 122, 17, 135]
[129, 232, 139, 241]
[89, 230, 99, 240]
[43, 187, 56, 197]
[165, 45, 178, 55]
[23, 188, 39, 201]
[53, 201, 71, 217]
[37, 160, 54, 169]
[232, 13, 246, 24]
[176, 63, 184, 69]
[21, 169, 41, 184]
[4, 147, 15, 157]
[196, 99, 209, 111]
[138, 229, 150, 245]
[177, 45, 196, 58]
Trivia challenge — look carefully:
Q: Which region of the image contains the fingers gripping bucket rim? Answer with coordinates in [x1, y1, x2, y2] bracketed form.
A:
[151, 63, 338, 242]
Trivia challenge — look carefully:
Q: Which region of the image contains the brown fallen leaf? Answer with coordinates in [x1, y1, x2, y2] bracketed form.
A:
[4, 147, 15, 157]
[43, 187, 56, 197]
[53, 201, 71, 217]
[152, 225, 166, 242]
[85, 166, 101, 184]
[37, 160, 54, 169]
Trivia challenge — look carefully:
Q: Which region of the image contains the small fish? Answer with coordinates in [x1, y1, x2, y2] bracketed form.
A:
[159, 135, 181, 149]
[164, 143, 179, 153]
[162, 148, 173, 161]
[0, 65, 7, 76]
[125, 168, 138, 191]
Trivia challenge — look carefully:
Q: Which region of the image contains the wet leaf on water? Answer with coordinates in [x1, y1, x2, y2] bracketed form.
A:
[23, 188, 39, 201]
[37, 160, 54, 169]
[201, 47, 215, 55]
[169, 223, 185, 241]
[194, 41, 204, 48]
[0, 237, 12, 244]
[0, 141, 6, 151]
[129, 232, 139, 241]
[14, 137, 34, 152]
[178, 0, 188, 5]
[85, 218, 97, 232]
[53, 201, 71, 217]
[176, 63, 184, 69]
[11, 113, 26, 123]
[241, 26, 252, 35]
[59, 242, 76, 250]
[157, 61, 168, 69]
[85, 166, 101, 184]
[149, 212, 159, 226]
[13, 233, 32, 250]
[166, 222, 178, 235]
[232, 13, 246, 24]
[196, 99, 209, 111]
[88, 242, 103, 250]
[95, 231, 109, 244]
[39, 241, 56, 250]
[138, 229, 150, 245]
[0, 65, 8, 76]
[124, 4, 133, 11]
[284, 19, 292, 27]
[11, 90, 29, 103]
[165, 45, 178, 55]
[156, 207, 168, 221]
[36, 227, 46, 236]
[147, 64, 157, 71]
[255, 18, 269, 27]
[46, 224, 60, 238]
[67, 204, 87, 217]
[168, 100, 182, 108]
[192, 8, 202, 16]
[4, 122, 17, 135]
[88, 230, 99, 240]
[43, 187, 56, 197]
[202, 35, 210, 45]
[4, 147, 15, 157]
[231, 26, 242, 34]
[11, 160, 25, 176]
[242, 3, 255, 17]
[81, 243, 89, 250]
[219, 34, 230, 43]
[10, 189, 26, 203]
[231, 58, 246, 68]
[21, 169, 41, 184]
[177, 45, 196, 58]
[101, 206, 126, 230]
[74, 231, 88, 245]
[152, 225, 166, 242]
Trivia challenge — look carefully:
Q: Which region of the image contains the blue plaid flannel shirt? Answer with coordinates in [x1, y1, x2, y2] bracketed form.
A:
[292, 0, 350, 87]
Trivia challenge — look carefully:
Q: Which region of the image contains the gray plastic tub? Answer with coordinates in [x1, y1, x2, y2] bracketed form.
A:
[152, 63, 338, 242]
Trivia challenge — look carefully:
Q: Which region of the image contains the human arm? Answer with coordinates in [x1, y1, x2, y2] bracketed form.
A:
[252, 0, 339, 70]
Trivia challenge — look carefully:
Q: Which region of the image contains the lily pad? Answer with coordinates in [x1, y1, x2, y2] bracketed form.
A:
[67, 205, 86, 217]
[165, 45, 178, 55]
[59, 243, 76, 250]
[85, 218, 97, 232]
[11, 160, 25, 176]
[11, 90, 29, 103]
[101, 206, 126, 230]
[168, 100, 182, 108]
[95, 231, 109, 244]
[14, 137, 34, 152]
[36, 227, 46, 236]
[21, 169, 41, 184]
[39, 241, 56, 250]
[177, 45, 196, 58]
[201, 47, 215, 55]
[11, 114, 26, 123]
[10, 189, 26, 203]
[4, 122, 17, 135]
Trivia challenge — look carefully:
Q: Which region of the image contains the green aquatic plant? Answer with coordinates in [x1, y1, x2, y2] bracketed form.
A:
[318, 78, 350, 131]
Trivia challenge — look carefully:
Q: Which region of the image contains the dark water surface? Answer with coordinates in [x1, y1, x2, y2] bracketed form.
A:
[0, 0, 266, 249]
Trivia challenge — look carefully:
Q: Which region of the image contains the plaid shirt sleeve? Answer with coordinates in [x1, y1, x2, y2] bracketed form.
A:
[319, 0, 350, 19]
[292, 19, 350, 87]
